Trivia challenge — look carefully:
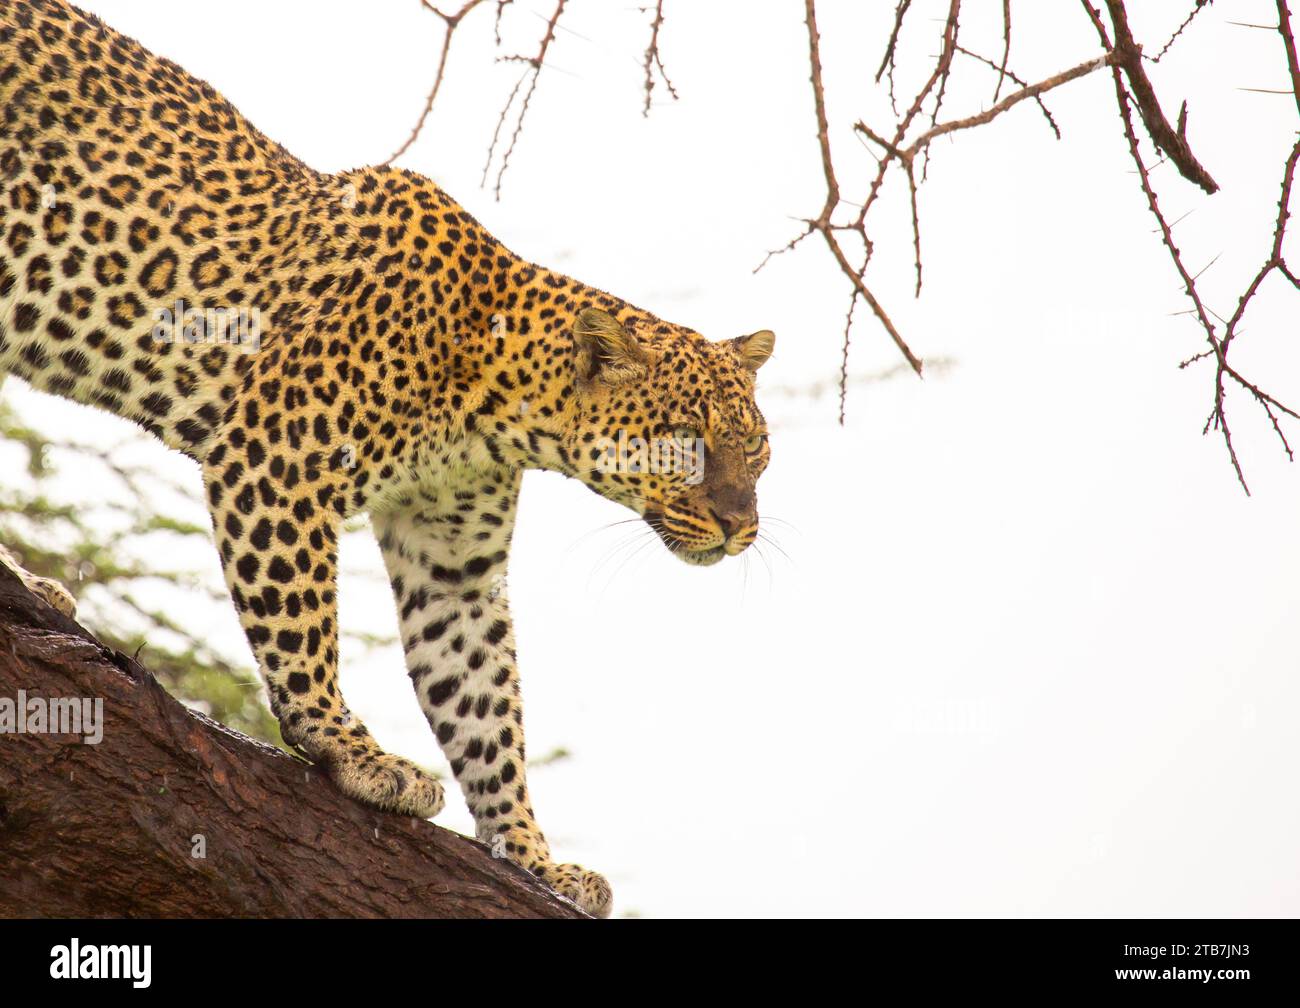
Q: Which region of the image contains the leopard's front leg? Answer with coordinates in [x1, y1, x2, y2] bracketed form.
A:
[203, 452, 443, 819]
[374, 473, 612, 917]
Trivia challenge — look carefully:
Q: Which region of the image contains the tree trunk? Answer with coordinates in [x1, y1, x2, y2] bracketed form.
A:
[0, 566, 587, 919]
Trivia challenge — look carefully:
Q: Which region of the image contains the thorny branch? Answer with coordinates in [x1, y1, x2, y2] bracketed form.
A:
[387, 0, 1300, 490]
[482, 0, 568, 198]
[795, 0, 925, 377]
[383, 1, 493, 166]
[1102, 0, 1218, 194]
[995, 0, 1012, 100]
[1153, 0, 1213, 63]
[393, 1, 677, 192]
[953, 44, 1061, 137]
[642, 1, 678, 117]
[767, 0, 1298, 484]
[1080, 0, 1299, 491]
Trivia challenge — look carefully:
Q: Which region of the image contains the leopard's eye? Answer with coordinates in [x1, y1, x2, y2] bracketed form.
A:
[673, 425, 702, 442]
[744, 433, 767, 453]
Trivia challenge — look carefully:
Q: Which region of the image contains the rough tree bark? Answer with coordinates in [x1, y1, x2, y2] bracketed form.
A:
[0, 566, 587, 919]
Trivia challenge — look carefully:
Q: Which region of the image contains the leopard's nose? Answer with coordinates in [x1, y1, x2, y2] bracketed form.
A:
[711, 508, 747, 539]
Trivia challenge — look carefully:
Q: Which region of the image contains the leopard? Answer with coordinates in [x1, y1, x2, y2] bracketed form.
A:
[0, 0, 774, 918]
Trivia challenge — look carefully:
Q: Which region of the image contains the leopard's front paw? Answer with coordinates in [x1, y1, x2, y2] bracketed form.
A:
[328, 750, 445, 819]
[537, 862, 613, 918]
[29, 576, 77, 618]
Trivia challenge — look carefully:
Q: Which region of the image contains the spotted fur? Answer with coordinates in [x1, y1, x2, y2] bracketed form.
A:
[0, 539, 76, 614]
[0, 0, 775, 917]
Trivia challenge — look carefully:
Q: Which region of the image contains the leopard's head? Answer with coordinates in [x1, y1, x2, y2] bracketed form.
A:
[567, 307, 774, 566]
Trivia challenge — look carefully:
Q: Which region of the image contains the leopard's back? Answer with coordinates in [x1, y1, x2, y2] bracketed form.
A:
[0, 0, 336, 456]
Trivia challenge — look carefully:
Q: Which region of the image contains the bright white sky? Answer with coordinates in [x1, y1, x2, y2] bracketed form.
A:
[12, 0, 1299, 918]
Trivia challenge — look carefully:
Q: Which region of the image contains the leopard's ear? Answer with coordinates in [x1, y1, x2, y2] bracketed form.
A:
[731, 329, 775, 371]
[573, 308, 646, 385]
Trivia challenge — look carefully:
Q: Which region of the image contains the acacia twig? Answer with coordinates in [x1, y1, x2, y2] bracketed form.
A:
[1103, 0, 1219, 193]
[994, 0, 1012, 100]
[384, 1, 492, 166]
[482, 0, 568, 198]
[1083, 0, 1300, 491]
[641, 1, 678, 116]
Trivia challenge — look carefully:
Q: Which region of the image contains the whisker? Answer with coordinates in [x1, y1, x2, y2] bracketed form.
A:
[752, 539, 775, 580]
[746, 539, 777, 591]
[600, 533, 660, 594]
[758, 515, 800, 534]
[756, 530, 792, 564]
[587, 528, 654, 587]
[565, 517, 646, 554]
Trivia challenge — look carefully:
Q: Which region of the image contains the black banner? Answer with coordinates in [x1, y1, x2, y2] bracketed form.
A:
[0, 919, 1286, 994]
